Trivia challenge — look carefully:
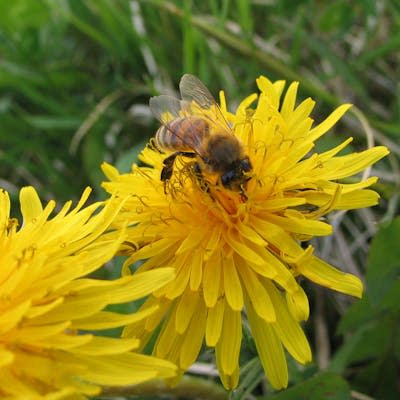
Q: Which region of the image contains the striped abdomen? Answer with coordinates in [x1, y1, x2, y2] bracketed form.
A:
[155, 116, 210, 152]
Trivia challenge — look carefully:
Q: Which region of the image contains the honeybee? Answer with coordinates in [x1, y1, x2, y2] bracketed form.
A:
[149, 74, 252, 193]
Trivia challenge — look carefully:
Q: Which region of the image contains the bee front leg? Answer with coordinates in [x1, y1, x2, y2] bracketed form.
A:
[239, 185, 248, 201]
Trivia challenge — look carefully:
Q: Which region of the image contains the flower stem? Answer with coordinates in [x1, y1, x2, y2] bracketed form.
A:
[101, 376, 228, 400]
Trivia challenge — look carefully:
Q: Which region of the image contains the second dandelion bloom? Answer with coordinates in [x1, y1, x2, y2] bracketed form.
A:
[0, 187, 176, 399]
[102, 75, 389, 389]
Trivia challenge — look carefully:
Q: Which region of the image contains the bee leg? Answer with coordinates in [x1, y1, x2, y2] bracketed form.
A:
[161, 154, 176, 182]
[161, 152, 197, 193]
[190, 162, 210, 194]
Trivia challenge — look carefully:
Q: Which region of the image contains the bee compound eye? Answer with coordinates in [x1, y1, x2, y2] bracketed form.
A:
[241, 158, 252, 172]
[221, 171, 235, 188]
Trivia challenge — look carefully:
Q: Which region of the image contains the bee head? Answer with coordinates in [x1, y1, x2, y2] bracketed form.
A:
[221, 157, 252, 191]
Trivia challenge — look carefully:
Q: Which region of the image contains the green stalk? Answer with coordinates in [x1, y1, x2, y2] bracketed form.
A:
[101, 376, 228, 400]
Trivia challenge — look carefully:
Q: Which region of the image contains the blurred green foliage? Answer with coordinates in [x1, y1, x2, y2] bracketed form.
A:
[0, 0, 399, 399]
[330, 217, 400, 400]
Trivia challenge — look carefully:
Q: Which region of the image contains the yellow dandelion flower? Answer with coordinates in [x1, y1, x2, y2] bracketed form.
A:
[101, 75, 389, 390]
[0, 186, 176, 399]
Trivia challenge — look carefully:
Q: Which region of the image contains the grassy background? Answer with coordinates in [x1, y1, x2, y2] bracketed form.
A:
[0, 1, 399, 399]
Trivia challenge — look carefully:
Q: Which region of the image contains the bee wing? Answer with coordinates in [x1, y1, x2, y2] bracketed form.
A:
[149, 95, 187, 124]
[149, 93, 203, 153]
[179, 74, 216, 109]
[179, 74, 233, 131]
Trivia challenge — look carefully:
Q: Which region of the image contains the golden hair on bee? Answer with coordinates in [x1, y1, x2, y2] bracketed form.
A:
[149, 74, 253, 194]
